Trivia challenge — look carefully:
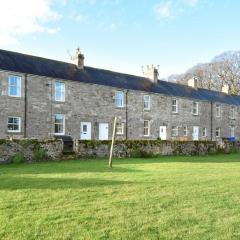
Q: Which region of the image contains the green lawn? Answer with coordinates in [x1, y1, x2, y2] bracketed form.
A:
[1, 154, 240, 240]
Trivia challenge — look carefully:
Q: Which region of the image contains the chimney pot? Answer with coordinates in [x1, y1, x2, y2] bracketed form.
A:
[221, 84, 230, 94]
[142, 65, 159, 83]
[187, 77, 198, 88]
[72, 48, 84, 69]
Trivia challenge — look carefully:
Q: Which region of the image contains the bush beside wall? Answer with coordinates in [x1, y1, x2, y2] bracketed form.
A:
[0, 139, 63, 164]
[74, 140, 240, 158]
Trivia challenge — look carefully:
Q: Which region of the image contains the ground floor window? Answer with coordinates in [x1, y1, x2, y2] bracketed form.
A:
[54, 114, 65, 135]
[116, 123, 124, 135]
[171, 126, 178, 137]
[202, 127, 207, 137]
[7, 117, 21, 132]
[143, 120, 150, 136]
[230, 126, 235, 138]
[183, 126, 188, 136]
[216, 127, 221, 138]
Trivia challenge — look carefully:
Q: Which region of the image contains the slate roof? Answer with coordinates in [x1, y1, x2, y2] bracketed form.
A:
[0, 48, 240, 105]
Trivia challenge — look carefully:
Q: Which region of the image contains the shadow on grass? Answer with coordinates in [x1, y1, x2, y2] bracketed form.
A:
[112, 153, 240, 165]
[0, 161, 143, 175]
[0, 176, 135, 190]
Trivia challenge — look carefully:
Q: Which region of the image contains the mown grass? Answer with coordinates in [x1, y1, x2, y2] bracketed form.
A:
[1, 153, 240, 239]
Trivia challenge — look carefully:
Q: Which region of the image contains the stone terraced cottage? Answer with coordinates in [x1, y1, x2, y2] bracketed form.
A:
[0, 48, 240, 141]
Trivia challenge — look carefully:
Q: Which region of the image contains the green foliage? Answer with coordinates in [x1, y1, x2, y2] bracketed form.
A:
[11, 153, 25, 164]
[33, 148, 48, 162]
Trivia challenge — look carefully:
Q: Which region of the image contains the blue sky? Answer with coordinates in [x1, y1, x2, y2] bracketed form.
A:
[0, 0, 239, 77]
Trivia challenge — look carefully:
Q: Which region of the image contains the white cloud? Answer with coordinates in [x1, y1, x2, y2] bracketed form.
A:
[155, 0, 199, 21]
[0, 0, 61, 46]
[155, 1, 173, 20]
[47, 27, 61, 34]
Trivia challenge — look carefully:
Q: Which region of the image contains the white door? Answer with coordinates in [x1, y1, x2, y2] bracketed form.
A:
[192, 126, 199, 141]
[99, 123, 109, 140]
[80, 122, 91, 140]
[159, 126, 167, 140]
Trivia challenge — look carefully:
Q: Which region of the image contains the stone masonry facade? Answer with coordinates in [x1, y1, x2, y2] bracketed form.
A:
[0, 49, 240, 141]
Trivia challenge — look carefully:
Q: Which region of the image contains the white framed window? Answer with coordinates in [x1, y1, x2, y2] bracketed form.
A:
[172, 99, 178, 113]
[54, 81, 65, 102]
[116, 123, 124, 135]
[183, 126, 188, 136]
[230, 126, 235, 138]
[8, 75, 21, 97]
[216, 104, 221, 118]
[7, 117, 21, 133]
[115, 91, 124, 108]
[143, 95, 150, 110]
[202, 127, 207, 137]
[230, 106, 235, 120]
[171, 126, 178, 137]
[216, 127, 221, 138]
[54, 114, 65, 135]
[143, 120, 150, 136]
[193, 102, 199, 115]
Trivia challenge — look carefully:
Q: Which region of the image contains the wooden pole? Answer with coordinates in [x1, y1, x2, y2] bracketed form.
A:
[109, 116, 117, 168]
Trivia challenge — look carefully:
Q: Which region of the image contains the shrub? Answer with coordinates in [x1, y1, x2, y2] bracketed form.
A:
[33, 148, 48, 162]
[11, 153, 25, 164]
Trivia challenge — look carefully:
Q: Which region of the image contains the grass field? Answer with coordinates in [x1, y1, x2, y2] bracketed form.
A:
[1, 154, 240, 240]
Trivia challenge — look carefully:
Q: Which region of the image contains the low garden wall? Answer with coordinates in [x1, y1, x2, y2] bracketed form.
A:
[74, 140, 240, 158]
[0, 139, 63, 164]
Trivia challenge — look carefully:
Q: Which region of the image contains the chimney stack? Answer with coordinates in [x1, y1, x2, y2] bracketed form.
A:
[71, 48, 85, 69]
[142, 65, 159, 83]
[221, 84, 230, 94]
[187, 77, 198, 88]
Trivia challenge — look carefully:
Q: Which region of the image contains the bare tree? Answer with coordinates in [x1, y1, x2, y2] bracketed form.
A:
[168, 51, 240, 95]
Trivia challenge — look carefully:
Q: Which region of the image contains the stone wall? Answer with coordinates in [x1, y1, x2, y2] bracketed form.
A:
[74, 140, 240, 158]
[0, 139, 63, 163]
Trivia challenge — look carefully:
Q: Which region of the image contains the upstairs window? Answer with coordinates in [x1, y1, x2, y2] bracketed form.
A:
[116, 123, 124, 135]
[216, 104, 221, 118]
[54, 114, 65, 135]
[172, 99, 178, 113]
[183, 126, 188, 136]
[115, 91, 124, 108]
[171, 126, 178, 137]
[202, 127, 207, 137]
[55, 81, 65, 102]
[143, 95, 150, 110]
[8, 76, 21, 97]
[193, 102, 199, 115]
[143, 120, 150, 136]
[230, 106, 235, 120]
[216, 127, 221, 138]
[7, 117, 21, 133]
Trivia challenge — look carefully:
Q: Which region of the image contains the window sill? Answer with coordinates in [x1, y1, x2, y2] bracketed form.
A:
[53, 100, 66, 103]
[54, 133, 65, 136]
[7, 131, 21, 134]
[8, 95, 21, 98]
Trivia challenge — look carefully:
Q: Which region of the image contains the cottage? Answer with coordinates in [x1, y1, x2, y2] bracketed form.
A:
[0, 49, 239, 141]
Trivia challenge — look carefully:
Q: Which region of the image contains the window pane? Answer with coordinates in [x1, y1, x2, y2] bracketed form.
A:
[7, 117, 20, 132]
[144, 96, 150, 109]
[54, 114, 64, 134]
[55, 82, 65, 101]
[8, 76, 21, 97]
[115, 91, 123, 107]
